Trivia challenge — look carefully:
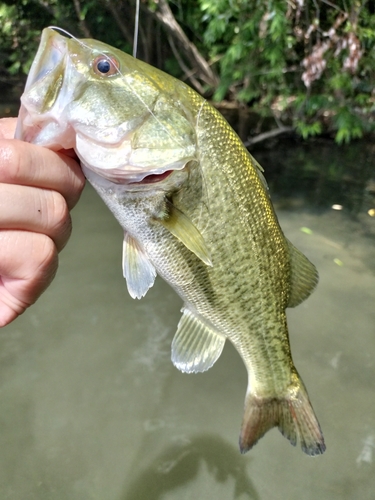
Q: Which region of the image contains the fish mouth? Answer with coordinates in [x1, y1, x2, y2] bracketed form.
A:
[130, 170, 173, 184]
[15, 28, 79, 147]
[56, 152, 173, 184]
[24, 28, 68, 93]
[82, 164, 177, 185]
[82, 164, 188, 194]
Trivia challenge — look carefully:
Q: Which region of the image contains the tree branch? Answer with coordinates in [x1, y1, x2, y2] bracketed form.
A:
[72, 0, 92, 37]
[102, 0, 134, 46]
[167, 34, 205, 94]
[243, 127, 294, 147]
[146, 0, 218, 89]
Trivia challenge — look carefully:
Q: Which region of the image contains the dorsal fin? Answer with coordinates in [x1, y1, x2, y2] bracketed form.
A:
[287, 239, 319, 308]
[122, 232, 157, 299]
[157, 200, 212, 266]
[251, 155, 269, 191]
[171, 308, 226, 373]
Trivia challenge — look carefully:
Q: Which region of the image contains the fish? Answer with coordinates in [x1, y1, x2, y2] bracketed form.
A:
[16, 27, 325, 455]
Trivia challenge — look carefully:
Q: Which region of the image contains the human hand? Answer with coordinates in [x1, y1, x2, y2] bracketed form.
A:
[0, 117, 85, 327]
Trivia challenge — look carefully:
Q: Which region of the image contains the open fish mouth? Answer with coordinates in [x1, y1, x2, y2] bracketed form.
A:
[132, 170, 173, 184]
[82, 164, 179, 185]
[19, 27, 67, 96]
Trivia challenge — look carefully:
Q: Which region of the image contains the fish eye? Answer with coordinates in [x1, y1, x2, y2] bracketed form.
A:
[93, 55, 119, 76]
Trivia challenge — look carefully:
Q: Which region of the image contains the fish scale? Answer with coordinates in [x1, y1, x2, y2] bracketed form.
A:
[16, 27, 325, 456]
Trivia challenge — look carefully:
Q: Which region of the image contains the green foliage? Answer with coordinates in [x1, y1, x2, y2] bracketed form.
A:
[0, 0, 77, 84]
[1, 0, 374, 143]
[334, 106, 365, 144]
[296, 121, 323, 140]
[192, 0, 375, 143]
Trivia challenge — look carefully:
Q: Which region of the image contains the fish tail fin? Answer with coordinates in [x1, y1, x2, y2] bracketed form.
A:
[239, 374, 325, 456]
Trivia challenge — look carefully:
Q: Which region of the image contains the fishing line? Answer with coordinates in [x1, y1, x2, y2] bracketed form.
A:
[133, 0, 140, 58]
[48, 26, 187, 150]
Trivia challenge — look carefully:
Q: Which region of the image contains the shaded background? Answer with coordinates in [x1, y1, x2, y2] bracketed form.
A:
[1, 0, 375, 143]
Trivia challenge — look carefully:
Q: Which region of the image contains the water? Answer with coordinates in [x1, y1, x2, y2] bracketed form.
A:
[0, 140, 374, 499]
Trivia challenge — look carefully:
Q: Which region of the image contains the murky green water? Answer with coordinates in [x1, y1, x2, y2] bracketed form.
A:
[0, 140, 374, 499]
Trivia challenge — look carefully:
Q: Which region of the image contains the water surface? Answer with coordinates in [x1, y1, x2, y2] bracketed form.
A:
[0, 140, 374, 499]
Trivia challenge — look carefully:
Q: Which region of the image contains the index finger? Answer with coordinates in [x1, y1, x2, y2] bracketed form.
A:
[0, 137, 85, 210]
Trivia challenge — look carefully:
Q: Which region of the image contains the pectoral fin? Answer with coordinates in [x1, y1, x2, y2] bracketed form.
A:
[157, 201, 212, 267]
[172, 308, 226, 373]
[287, 240, 319, 307]
[122, 232, 157, 299]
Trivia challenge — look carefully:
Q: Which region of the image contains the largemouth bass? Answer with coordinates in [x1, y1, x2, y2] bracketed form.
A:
[16, 28, 325, 455]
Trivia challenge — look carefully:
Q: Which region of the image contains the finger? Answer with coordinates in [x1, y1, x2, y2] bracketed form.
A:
[0, 183, 71, 252]
[0, 117, 17, 139]
[0, 138, 85, 210]
[0, 230, 58, 327]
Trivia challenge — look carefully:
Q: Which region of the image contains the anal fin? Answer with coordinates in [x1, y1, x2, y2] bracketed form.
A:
[122, 232, 156, 299]
[172, 308, 226, 373]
